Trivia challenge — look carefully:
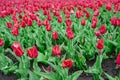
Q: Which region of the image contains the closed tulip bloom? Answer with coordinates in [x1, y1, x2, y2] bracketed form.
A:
[66, 28, 74, 40]
[81, 18, 86, 26]
[91, 21, 97, 28]
[11, 42, 24, 57]
[21, 21, 26, 28]
[95, 31, 101, 36]
[96, 38, 104, 50]
[22, 15, 28, 23]
[66, 19, 72, 27]
[92, 16, 98, 22]
[43, 19, 49, 26]
[100, 25, 107, 34]
[62, 59, 73, 68]
[52, 45, 61, 56]
[6, 22, 12, 28]
[47, 15, 52, 21]
[37, 20, 42, 26]
[27, 18, 32, 26]
[52, 32, 59, 40]
[76, 10, 81, 19]
[117, 18, 120, 26]
[94, 9, 99, 16]
[110, 17, 117, 26]
[27, 46, 38, 58]
[106, 3, 112, 11]
[116, 53, 120, 67]
[0, 38, 4, 46]
[57, 16, 62, 23]
[83, 9, 90, 18]
[43, 10, 48, 15]
[12, 27, 19, 36]
[46, 24, 52, 31]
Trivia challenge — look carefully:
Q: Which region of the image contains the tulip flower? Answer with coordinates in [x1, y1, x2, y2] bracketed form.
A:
[66, 28, 74, 40]
[11, 42, 24, 57]
[96, 38, 104, 50]
[52, 32, 59, 40]
[52, 45, 61, 56]
[100, 25, 107, 34]
[0, 38, 4, 46]
[95, 31, 101, 36]
[116, 53, 120, 67]
[27, 46, 38, 58]
[62, 59, 73, 68]
[6, 22, 12, 28]
[12, 27, 19, 36]
[81, 18, 86, 26]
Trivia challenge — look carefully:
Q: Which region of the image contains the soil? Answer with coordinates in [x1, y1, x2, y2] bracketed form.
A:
[0, 72, 17, 80]
[1, 53, 119, 80]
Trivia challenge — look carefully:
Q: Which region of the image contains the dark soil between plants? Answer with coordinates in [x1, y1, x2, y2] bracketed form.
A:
[1, 54, 119, 80]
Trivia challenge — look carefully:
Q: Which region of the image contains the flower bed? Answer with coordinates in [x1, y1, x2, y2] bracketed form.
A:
[0, 0, 120, 80]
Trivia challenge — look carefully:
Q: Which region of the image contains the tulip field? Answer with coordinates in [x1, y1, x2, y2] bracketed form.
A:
[0, 0, 120, 80]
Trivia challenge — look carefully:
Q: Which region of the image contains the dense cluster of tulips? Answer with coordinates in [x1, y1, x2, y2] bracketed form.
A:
[0, 0, 120, 80]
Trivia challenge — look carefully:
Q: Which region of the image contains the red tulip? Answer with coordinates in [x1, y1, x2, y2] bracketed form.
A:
[57, 16, 62, 23]
[113, 5, 119, 14]
[66, 28, 74, 40]
[0, 38, 4, 46]
[76, 10, 81, 19]
[97, 1, 103, 7]
[43, 10, 48, 15]
[11, 42, 24, 57]
[43, 19, 49, 26]
[96, 38, 104, 50]
[6, 22, 12, 28]
[106, 3, 112, 11]
[52, 32, 58, 40]
[46, 24, 52, 31]
[95, 31, 101, 36]
[52, 45, 61, 56]
[91, 17, 97, 28]
[117, 18, 120, 26]
[27, 18, 32, 26]
[27, 46, 38, 58]
[37, 20, 42, 26]
[19, 14, 22, 19]
[92, 16, 98, 22]
[62, 59, 73, 68]
[47, 15, 52, 21]
[83, 9, 90, 18]
[53, 11, 60, 17]
[100, 25, 107, 34]
[12, 27, 19, 36]
[116, 53, 120, 66]
[29, 14, 37, 20]
[91, 21, 97, 28]
[22, 15, 28, 23]
[110, 17, 117, 26]
[64, 10, 70, 18]
[81, 18, 86, 26]
[21, 21, 26, 28]
[94, 9, 99, 16]
[66, 19, 72, 27]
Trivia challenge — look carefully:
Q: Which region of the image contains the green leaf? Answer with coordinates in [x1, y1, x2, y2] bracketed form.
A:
[104, 72, 115, 80]
[35, 71, 58, 80]
[75, 54, 87, 70]
[70, 70, 83, 80]
[85, 55, 103, 80]
[37, 52, 46, 63]
[33, 59, 41, 73]
[29, 71, 40, 80]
